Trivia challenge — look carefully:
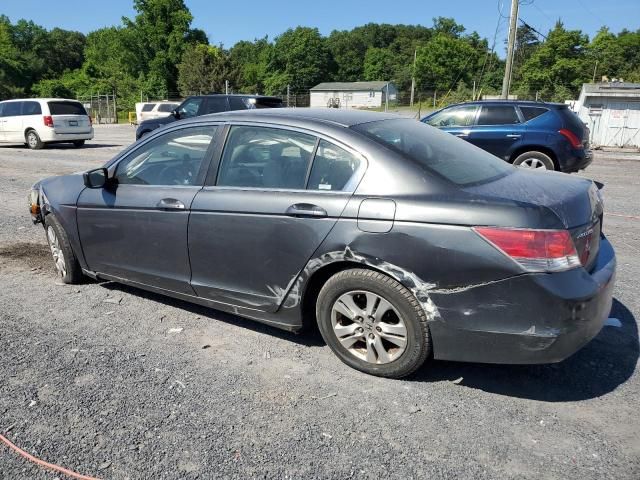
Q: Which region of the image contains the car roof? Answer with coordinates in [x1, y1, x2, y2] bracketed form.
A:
[445, 100, 567, 108]
[191, 108, 403, 128]
[0, 98, 82, 103]
[186, 94, 283, 101]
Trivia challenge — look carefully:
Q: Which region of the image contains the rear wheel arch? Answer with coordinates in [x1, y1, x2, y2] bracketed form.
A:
[510, 145, 558, 170]
[300, 259, 423, 330]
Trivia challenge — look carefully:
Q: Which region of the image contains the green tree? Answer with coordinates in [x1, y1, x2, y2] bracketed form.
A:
[363, 47, 396, 81]
[177, 43, 231, 95]
[326, 29, 367, 81]
[415, 33, 477, 92]
[267, 27, 332, 93]
[123, 0, 205, 95]
[518, 22, 590, 100]
[228, 38, 272, 93]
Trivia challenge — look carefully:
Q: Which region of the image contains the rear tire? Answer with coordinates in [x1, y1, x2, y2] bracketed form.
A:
[316, 268, 431, 378]
[44, 214, 84, 284]
[512, 151, 555, 170]
[25, 130, 44, 150]
[72, 140, 85, 148]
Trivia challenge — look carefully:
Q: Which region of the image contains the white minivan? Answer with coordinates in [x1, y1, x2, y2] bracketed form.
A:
[0, 98, 94, 149]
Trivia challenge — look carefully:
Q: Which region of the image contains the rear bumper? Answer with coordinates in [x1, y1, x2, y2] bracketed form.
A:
[560, 148, 593, 173]
[428, 236, 616, 364]
[40, 128, 94, 142]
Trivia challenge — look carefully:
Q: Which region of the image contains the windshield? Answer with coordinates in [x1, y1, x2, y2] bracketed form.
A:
[353, 118, 513, 186]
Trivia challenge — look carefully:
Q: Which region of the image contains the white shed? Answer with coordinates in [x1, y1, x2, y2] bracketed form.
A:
[574, 82, 640, 148]
[310, 81, 397, 109]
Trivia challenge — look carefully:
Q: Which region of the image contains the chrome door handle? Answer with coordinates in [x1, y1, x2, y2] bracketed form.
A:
[157, 198, 185, 210]
[285, 203, 328, 218]
[454, 133, 469, 138]
[506, 134, 521, 138]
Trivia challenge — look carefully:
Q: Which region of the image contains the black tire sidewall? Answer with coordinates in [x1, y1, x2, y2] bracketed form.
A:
[513, 151, 555, 170]
[316, 269, 430, 378]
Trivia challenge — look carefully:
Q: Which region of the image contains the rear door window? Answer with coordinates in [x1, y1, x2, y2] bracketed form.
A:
[477, 105, 520, 125]
[203, 97, 229, 114]
[3, 102, 22, 117]
[307, 140, 361, 191]
[48, 101, 87, 116]
[229, 97, 249, 110]
[22, 101, 42, 115]
[217, 126, 316, 189]
[157, 103, 176, 113]
[425, 105, 477, 127]
[519, 106, 549, 121]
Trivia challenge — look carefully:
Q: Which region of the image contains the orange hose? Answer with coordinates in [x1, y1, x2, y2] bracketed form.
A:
[0, 432, 101, 480]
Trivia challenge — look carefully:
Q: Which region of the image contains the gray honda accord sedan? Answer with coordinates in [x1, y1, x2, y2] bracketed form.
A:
[28, 109, 616, 378]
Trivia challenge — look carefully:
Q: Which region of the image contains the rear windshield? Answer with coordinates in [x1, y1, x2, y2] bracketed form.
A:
[48, 101, 87, 116]
[141, 103, 156, 112]
[353, 119, 512, 186]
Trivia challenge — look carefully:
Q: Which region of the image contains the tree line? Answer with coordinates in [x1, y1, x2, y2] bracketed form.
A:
[1, 0, 639, 113]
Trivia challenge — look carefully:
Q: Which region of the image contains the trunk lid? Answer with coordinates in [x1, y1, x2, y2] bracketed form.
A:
[465, 169, 603, 270]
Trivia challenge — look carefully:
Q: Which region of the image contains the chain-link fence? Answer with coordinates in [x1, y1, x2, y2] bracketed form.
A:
[76, 94, 118, 124]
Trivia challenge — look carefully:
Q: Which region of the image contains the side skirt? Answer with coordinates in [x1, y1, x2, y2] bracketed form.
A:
[83, 269, 302, 332]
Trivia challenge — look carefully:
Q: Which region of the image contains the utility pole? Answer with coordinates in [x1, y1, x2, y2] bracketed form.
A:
[225, 80, 229, 94]
[592, 60, 599, 83]
[472, 80, 476, 101]
[410, 49, 417, 108]
[287, 84, 290, 107]
[385, 82, 389, 112]
[501, 0, 519, 99]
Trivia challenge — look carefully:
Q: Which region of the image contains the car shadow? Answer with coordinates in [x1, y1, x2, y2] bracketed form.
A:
[99, 281, 326, 347]
[412, 298, 638, 402]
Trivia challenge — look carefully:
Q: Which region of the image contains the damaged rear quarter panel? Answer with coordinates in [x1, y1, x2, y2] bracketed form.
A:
[279, 215, 524, 329]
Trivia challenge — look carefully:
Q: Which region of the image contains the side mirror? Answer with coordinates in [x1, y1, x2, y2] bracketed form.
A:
[171, 109, 181, 119]
[83, 167, 108, 189]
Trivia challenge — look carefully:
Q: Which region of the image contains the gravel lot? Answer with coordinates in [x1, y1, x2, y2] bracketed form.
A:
[1, 125, 639, 479]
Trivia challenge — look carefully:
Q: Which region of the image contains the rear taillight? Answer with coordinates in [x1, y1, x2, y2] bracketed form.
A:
[558, 128, 582, 148]
[43, 115, 53, 127]
[474, 227, 581, 272]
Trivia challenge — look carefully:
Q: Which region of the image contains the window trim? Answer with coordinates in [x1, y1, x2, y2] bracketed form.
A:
[205, 121, 368, 194]
[110, 123, 223, 187]
[475, 104, 522, 126]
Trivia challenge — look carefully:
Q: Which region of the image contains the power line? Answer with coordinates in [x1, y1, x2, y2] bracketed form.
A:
[519, 18, 548, 40]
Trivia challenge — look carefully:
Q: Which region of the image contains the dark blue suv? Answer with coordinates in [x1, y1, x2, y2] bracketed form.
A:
[421, 101, 592, 172]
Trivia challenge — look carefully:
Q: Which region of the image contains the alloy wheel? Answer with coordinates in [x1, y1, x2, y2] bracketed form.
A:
[47, 226, 67, 278]
[27, 132, 38, 149]
[518, 157, 549, 170]
[331, 290, 408, 364]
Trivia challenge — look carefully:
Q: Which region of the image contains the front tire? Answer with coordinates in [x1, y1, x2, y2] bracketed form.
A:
[26, 130, 44, 150]
[45, 215, 84, 284]
[316, 269, 431, 378]
[512, 151, 555, 170]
